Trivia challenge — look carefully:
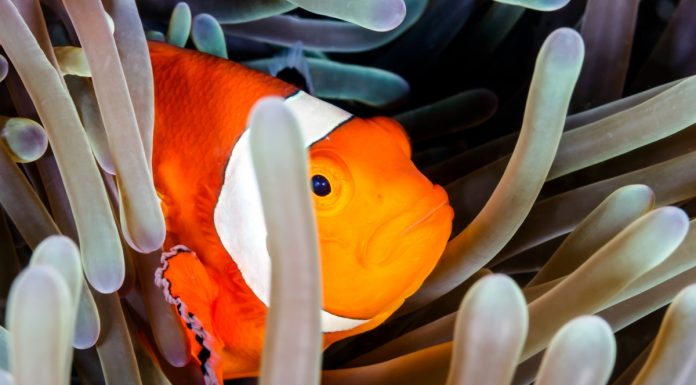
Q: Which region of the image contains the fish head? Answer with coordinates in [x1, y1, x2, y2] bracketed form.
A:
[308, 116, 453, 337]
[211, 90, 451, 341]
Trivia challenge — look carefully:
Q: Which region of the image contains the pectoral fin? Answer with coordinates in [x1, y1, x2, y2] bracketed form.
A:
[155, 245, 223, 385]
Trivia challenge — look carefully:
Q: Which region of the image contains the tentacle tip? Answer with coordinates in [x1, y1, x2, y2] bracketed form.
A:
[471, 274, 526, 307]
[618, 184, 655, 206]
[146, 30, 166, 42]
[0, 54, 8, 82]
[540, 0, 571, 11]
[479, 273, 518, 289]
[85, 270, 125, 295]
[565, 315, 612, 334]
[125, 229, 166, 254]
[119, 205, 166, 253]
[675, 284, 696, 305]
[160, 348, 192, 368]
[73, 334, 99, 350]
[38, 235, 79, 253]
[553, 316, 616, 356]
[657, 205, 689, 227]
[368, 0, 407, 32]
[173, 2, 190, 12]
[494, 0, 570, 12]
[544, 27, 585, 67]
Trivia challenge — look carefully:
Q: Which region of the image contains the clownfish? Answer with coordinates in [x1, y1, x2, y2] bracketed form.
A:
[149, 42, 453, 384]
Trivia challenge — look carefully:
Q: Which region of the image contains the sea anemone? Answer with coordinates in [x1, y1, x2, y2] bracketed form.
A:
[1, 0, 696, 384]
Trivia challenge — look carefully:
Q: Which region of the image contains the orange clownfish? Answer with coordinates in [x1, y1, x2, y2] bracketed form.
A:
[149, 42, 453, 384]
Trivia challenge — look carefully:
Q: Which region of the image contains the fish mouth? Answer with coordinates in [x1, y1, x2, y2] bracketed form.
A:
[361, 190, 452, 267]
[321, 310, 369, 333]
[402, 199, 450, 235]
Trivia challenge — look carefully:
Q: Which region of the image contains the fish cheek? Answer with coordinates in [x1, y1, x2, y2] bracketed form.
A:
[318, 235, 371, 313]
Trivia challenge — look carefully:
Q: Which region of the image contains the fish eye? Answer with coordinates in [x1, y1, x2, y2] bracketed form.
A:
[311, 174, 332, 197]
[308, 151, 352, 213]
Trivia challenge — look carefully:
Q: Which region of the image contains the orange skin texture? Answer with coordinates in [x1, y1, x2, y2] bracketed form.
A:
[150, 42, 453, 381]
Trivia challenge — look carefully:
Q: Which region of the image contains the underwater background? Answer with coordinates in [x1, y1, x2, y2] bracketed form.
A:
[2, 0, 696, 384]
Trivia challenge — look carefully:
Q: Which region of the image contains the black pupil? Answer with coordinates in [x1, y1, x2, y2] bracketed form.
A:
[311, 175, 331, 197]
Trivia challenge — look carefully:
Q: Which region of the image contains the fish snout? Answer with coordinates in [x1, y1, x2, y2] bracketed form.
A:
[360, 184, 453, 268]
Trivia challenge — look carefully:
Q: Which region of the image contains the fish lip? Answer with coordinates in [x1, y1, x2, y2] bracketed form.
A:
[401, 199, 449, 236]
[361, 192, 451, 267]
